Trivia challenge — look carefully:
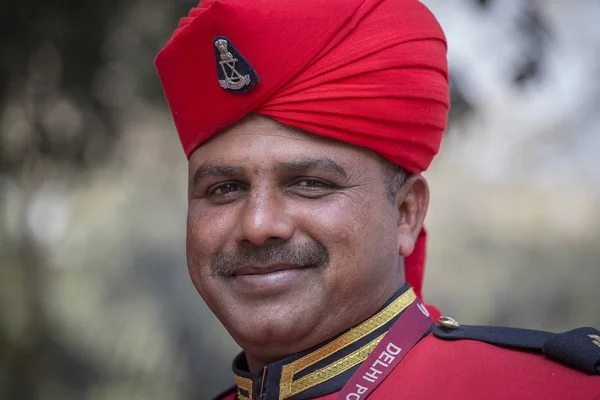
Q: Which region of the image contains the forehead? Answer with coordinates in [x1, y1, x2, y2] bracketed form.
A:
[189, 114, 383, 169]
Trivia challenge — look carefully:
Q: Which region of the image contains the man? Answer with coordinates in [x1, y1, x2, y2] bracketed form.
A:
[155, 0, 600, 398]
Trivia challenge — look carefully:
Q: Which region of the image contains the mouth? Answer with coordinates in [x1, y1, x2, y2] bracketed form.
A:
[232, 263, 311, 276]
[229, 264, 316, 295]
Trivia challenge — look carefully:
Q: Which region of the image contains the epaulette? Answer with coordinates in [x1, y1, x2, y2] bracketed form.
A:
[432, 316, 600, 375]
[210, 384, 237, 400]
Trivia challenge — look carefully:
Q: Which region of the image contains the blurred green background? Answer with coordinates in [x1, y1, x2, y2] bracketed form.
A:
[1, 0, 599, 399]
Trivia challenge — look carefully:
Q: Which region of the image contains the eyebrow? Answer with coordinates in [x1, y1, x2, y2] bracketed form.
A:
[192, 165, 244, 187]
[191, 158, 348, 187]
[277, 158, 348, 178]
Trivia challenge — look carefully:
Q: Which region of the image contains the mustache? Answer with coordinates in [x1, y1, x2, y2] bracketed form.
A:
[210, 241, 329, 277]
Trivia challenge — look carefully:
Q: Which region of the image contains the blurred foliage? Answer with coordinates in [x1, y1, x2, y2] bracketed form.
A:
[0, 1, 198, 399]
[0, 0, 121, 173]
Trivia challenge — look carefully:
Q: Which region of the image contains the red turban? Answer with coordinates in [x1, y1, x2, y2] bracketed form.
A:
[156, 0, 449, 312]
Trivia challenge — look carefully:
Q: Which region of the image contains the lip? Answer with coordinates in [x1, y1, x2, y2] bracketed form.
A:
[230, 264, 312, 295]
[232, 263, 304, 276]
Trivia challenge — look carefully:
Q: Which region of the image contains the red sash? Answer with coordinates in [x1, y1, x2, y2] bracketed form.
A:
[334, 301, 433, 399]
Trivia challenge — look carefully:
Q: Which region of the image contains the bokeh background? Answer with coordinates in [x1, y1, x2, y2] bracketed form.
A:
[1, 0, 599, 399]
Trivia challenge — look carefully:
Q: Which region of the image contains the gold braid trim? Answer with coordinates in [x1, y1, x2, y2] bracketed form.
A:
[234, 374, 253, 400]
[287, 333, 384, 398]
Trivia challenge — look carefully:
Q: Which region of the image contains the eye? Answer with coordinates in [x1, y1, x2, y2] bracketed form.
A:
[288, 178, 339, 198]
[207, 182, 245, 197]
[295, 179, 334, 189]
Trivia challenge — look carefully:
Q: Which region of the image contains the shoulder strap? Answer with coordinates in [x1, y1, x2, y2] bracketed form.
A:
[543, 327, 600, 375]
[432, 318, 600, 375]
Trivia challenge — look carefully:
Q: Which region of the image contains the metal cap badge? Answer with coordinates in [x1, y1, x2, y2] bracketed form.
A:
[213, 36, 259, 94]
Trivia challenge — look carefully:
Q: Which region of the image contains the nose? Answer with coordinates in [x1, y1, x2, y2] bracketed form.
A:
[235, 186, 294, 246]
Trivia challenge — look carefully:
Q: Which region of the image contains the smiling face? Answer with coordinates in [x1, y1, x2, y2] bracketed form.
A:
[186, 114, 427, 369]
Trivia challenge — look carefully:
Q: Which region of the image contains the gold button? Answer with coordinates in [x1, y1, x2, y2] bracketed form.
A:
[438, 315, 460, 329]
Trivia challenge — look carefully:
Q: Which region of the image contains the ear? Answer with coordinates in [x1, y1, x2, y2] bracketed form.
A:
[396, 175, 429, 257]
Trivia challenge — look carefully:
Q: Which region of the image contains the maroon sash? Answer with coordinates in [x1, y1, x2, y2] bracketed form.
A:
[334, 301, 433, 399]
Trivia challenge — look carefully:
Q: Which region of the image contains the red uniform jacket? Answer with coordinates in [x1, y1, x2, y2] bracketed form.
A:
[217, 287, 600, 400]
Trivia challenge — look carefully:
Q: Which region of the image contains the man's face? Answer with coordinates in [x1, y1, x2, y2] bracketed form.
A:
[187, 114, 405, 363]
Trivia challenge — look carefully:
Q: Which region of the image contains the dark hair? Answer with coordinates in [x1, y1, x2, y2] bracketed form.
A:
[381, 160, 408, 203]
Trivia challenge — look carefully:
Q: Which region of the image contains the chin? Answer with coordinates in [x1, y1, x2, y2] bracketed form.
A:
[224, 303, 322, 354]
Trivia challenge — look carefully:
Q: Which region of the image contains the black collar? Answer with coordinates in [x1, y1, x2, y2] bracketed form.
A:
[231, 284, 417, 400]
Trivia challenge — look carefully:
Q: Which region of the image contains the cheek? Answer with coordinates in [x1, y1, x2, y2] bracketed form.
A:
[310, 194, 389, 245]
[303, 197, 378, 272]
[307, 200, 357, 246]
[186, 204, 237, 279]
[302, 196, 398, 284]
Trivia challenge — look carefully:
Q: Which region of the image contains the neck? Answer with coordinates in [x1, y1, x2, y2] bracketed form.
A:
[240, 272, 406, 372]
[246, 357, 268, 375]
[245, 285, 405, 373]
[231, 285, 418, 399]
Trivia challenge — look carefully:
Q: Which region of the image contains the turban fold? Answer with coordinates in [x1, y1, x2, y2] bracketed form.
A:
[156, 0, 449, 311]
